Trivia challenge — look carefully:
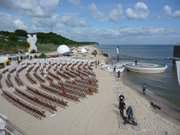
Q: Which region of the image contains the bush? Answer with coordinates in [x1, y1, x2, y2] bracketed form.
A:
[38, 53, 47, 58]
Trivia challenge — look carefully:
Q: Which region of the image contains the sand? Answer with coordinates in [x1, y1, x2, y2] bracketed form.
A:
[0, 45, 180, 135]
[0, 66, 180, 135]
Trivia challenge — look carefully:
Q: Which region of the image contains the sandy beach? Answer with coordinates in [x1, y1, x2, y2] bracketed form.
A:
[0, 67, 180, 134]
[0, 46, 180, 135]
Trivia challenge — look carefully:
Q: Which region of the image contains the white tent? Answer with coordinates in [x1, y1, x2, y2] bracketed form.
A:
[80, 48, 88, 54]
[176, 61, 180, 86]
[57, 45, 71, 55]
[0, 56, 8, 64]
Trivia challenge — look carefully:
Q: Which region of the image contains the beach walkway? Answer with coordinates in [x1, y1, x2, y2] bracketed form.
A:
[0, 67, 180, 135]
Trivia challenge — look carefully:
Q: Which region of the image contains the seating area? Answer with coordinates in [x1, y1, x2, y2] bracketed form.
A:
[0, 57, 97, 119]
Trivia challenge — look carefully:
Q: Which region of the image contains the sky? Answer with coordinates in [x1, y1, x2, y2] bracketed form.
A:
[0, 0, 180, 45]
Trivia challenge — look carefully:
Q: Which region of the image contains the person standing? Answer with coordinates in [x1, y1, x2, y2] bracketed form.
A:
[117, 70, 121, 79]
[142, 83, 147, 95]
[119, 95, 126, 120]
[134, 60, 138, 65]
[113, 66, 116, 72]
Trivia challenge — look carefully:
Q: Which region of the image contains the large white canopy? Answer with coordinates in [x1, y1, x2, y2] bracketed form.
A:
[57, 45, 70, 55]
[0, 56, 8, 64]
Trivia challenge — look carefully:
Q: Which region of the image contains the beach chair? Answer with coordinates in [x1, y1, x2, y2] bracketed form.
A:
[26, 73, 37, 84]
[14, 74, 24, 86]
[15, 87, 57, 112]
[26, 86, 67, 106]
[33, 73, 45, 83]
[2, 90, 46, 119]
[40, 83, 79, 101]
[6, 74, 13, 88]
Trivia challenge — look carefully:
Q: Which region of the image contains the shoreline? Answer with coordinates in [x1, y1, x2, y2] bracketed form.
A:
[121, 76, 180, 125]
[96, 45, 180, 125]
[109, 71, 180, 134]
[96, 45, 180, 129]
[121, 73, 180, 124]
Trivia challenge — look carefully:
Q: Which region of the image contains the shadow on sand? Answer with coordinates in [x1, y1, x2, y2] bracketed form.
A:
[113, 103, 125, 128]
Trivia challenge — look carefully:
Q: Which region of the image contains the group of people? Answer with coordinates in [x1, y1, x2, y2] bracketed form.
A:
[113, 60, 148, 126]
[118, 95, 137, 126]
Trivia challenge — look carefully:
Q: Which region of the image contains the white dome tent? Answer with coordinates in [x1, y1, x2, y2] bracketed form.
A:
[80, 48, 88, 54]
[57, 45, 71, 55]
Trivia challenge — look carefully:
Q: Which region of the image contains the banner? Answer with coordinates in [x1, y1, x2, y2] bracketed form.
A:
[176, 61, 180, 86]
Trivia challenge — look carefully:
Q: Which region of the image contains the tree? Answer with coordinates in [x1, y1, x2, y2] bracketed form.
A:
[15, 29, 27, 37]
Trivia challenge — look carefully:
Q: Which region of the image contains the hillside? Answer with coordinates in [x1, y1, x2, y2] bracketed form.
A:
[0, 29, 97, 53]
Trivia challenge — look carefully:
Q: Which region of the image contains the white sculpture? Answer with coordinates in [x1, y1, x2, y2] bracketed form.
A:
[27, 34, 38, 53]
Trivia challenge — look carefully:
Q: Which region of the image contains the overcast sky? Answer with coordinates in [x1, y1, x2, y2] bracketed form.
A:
[0, 0, 180, 44]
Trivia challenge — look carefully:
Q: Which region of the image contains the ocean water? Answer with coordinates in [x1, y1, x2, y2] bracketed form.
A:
[97, 45, 180, 108]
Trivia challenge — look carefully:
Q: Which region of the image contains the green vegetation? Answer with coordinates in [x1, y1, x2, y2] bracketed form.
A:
[38, 53, 47, 58]
[37, 43, 60, 53]
[0, 29, 97, 53]
[37, 32, 77, 45]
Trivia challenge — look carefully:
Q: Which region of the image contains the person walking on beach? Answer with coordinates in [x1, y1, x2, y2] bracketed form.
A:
[119, 95, 126, 120]
[117, 70, 121, 79]
[142, 83, 147, 95]
[134, 60, 138, 65]
[113, 66, 116, 72]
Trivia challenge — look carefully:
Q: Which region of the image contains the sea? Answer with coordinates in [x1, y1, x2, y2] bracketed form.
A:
[97, 44, 180, 111]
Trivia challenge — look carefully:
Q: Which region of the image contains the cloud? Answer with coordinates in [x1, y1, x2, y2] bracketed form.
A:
[65, 26, 180, 44]
[61, 15, 87, 27]
[13, 19, 27, 30]
[0, 12, 15, 31]
[174, 10, 180, 17]
[0, 0, 60, 17]
[89, 3, 106, 20]
[164, 5, 172, 16]
[164, 5, 180, 18]
[89, 3, 123, 22]
[0, 12, 27, 31]
[68, 0, 80, 6]
[30, 14, 87, 33]
[109, 4, 123, 22]
[126, 2, 149, 19]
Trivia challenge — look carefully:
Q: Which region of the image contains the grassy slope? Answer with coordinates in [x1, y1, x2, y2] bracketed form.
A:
[37, 43, 60, 53]
[0, 30, 96, 53]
